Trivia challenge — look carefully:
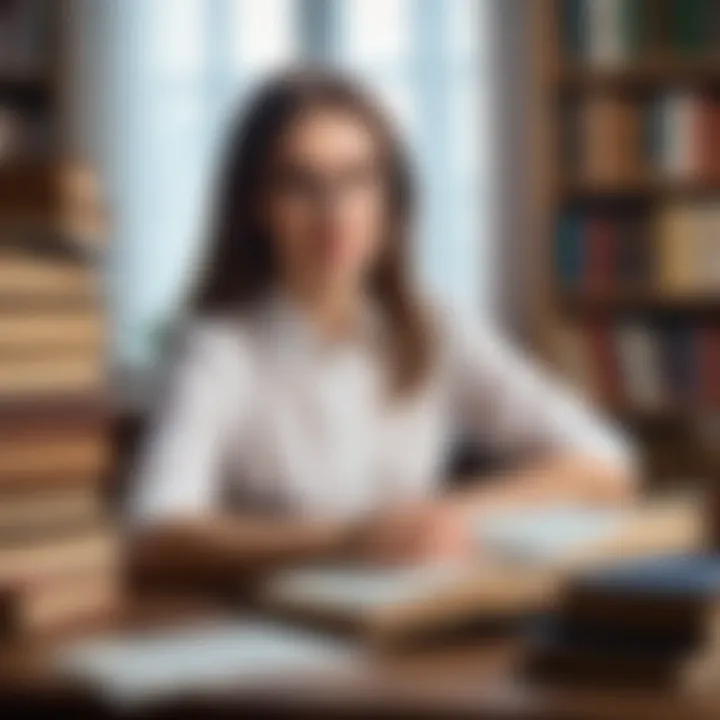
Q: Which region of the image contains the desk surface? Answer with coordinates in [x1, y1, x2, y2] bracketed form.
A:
[0, 595, 717, 720]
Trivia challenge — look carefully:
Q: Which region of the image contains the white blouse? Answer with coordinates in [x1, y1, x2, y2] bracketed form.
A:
[130, 295, 634, 523]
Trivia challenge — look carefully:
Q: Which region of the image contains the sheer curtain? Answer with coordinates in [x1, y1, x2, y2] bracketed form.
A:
[72, 0, 494, 375]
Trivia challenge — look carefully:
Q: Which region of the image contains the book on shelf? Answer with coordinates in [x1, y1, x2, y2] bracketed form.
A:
[568, 92, 720, 185]
[587, 322, 622, 405]
[0, 106, 53, 163]
[0, 0, 52, 75]
[555, 321, 720, 411]
[648, 92, 720, 182]
[670, 0, 720, 56]
[560, 0, 720, 66]
[577, 95, 643, 184]
[697, 326, 720, 408]
[561, 0, 654, 67]
[614, 322, 667, 408]
[556, 202, 720, 295]
[554, 323, 597, 399]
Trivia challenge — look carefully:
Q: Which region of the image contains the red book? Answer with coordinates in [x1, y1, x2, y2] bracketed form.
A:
[585, 216, 616, 294]
[713, 100, 720, 181]
[586, 323, 620, 406]
[698, 326, 720, 409]
[695, 97, 719, 181]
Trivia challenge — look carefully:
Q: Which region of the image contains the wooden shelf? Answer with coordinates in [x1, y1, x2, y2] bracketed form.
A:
[559, 291, 720, 314]
[561, 177, 720, 199]
[608, 403, 691, 425]
[558, 59, 720, 91]
[533, 8, 720, 484]
[607, 403, 720, 428]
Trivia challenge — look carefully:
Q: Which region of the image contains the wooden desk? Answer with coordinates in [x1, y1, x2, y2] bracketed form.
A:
[0, 596, 717, 719]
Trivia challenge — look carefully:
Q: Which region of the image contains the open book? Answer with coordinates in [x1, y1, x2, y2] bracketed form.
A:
[262, 498, 701, 643]
[56, 620, 361, 707]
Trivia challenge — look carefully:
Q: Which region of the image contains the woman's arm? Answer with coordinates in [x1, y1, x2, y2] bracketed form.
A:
[130, 515, 353, 582]
[446, 451, 635, 522]
[447, 317, 639, 509]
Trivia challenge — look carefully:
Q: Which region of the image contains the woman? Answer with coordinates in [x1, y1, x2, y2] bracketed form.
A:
[131, 71, 635, 573]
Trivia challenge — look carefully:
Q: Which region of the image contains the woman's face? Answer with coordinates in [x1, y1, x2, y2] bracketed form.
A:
[262, 107, 388, 300]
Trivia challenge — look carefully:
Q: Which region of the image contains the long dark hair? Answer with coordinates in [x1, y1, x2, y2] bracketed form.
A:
[191, 69, 432, 397]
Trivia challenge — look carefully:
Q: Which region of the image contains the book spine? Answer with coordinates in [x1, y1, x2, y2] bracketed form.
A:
[615, 323, 665, 408]
[561, 0, 586, 60]
[587, 0, 625, 68]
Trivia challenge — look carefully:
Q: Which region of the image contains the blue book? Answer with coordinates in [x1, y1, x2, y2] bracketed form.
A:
[561, 0, 586, 59]
[574, 553, 720, 598]
[555, 212, 584, 288]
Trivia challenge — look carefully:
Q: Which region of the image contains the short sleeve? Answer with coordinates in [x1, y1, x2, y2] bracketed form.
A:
[127, 320, 248, 525]
[446, 314, 636, 475]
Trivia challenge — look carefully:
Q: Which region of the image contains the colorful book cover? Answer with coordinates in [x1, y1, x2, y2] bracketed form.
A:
[585, 214, 616, 292]
[670, 0, 715, 54]
[561, 0, 586, 59]
[660, 322, 696, 404]
[556, 211, 585, 287]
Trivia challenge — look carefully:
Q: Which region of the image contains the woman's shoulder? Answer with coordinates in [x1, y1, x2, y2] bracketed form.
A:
[422, 297, 496, 348]
[421, 297, 529, 377]
[165, 312, 263, 377]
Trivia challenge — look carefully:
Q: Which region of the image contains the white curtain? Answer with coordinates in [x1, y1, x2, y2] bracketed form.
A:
[69, 0, 494, 373]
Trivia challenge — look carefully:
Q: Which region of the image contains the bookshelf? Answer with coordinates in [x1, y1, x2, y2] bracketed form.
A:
[529, 0, 720, 485]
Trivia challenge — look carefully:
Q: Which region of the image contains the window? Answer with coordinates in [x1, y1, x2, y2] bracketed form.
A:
[88, 0, 493, 371]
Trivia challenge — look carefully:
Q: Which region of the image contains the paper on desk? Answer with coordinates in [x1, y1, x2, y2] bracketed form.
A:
[267, 506, 629, 611]
[477, 505, 628, 564]
[267, 563, 471, 611]
[54, 619, 361, 706]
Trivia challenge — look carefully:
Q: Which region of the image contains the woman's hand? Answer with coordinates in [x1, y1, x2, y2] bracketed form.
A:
[347, 501, 476, 566]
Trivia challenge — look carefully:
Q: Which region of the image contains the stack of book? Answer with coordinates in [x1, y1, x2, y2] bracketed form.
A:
[0, 161, 119, 637]
[556, 320, 720, 410]
[561, 0, 720, 67]
[556, 201, 720, 295]
[525, 553, 720, 692]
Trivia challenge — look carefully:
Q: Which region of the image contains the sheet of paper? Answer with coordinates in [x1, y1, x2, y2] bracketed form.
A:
[267, 507, 629, 610]
[54, 619, 361, 706]
[477, 505, 628, 563]
[267, 563, 473, 610]
[267, 505, 626, 612]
